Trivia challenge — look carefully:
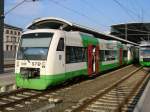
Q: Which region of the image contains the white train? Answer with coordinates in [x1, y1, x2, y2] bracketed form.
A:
[139, 41, 150, 66]
[15, 17, 138, 90]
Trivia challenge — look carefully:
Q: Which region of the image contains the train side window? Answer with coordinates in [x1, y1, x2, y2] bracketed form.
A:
[100, 50, 105, 61]
[66, 46, 87, 64]
[57, 38, 64, 51]
[104, 50, 116, 61]
[123, 50, 127, 57]
[82, 48, 87, 62]
[66, 46, 76, 63]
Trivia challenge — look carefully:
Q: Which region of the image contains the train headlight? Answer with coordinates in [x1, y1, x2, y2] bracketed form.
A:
[20, 68, 27, 75]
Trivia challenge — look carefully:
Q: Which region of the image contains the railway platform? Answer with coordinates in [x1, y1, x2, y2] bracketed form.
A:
[0, 68, 16, 93]
[134, 77, 150, 112]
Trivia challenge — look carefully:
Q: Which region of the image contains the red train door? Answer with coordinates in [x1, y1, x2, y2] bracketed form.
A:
[119, 48, 122, 65]
[88, 45, 99, 76]
[88, 45, 93, 76]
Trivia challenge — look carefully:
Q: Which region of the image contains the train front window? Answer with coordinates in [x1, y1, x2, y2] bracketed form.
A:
[17, 33, 53, 60]
[141, 50, 150, 56]
[140, 47, 150, 56]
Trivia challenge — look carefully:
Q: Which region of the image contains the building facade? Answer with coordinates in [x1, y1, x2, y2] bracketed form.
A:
[4, 24, 22, 51]
[3, 24, 22, 59]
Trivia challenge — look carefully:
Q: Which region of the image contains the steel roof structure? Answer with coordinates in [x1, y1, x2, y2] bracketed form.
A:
[111, 23, 150, 44]
[26, 17, 138, 46]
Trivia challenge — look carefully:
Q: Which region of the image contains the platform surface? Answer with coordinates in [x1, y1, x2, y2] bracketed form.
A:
[0, 68, 15, 86]
[134, 78, 150, 112]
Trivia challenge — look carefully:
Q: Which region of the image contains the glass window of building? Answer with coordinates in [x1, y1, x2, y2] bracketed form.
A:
[14, 46, 16, 51]
[10, 30, 13, 34]
[6, 45, 9, 51]
[10, 45, 13, 51]
[14, 31, 17, 35]
[18, 32, 20, 36]
[6, 30, 9, 34]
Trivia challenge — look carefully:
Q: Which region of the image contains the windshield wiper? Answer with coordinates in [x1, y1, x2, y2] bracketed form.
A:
[23, 54, 30, 63]
[20, 47, 30, 63]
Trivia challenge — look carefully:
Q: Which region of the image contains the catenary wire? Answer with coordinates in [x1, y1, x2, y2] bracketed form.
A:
[5, 0, 27, 16]
[49, 0, 110, 30]
[80, 0, 117, 24]
[112, 0, 140, 22]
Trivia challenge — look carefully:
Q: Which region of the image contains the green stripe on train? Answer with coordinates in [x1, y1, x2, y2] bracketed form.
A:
[100, 62, 119, 71]
[16, 61, 121, 90]
[15, 69, 87, 90]
[140, 61, 150, 66]
[80, 34, 99, 47]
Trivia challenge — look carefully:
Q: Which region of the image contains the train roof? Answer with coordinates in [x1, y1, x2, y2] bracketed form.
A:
[140, 41, 150, 47]
[140, 44, 150, 47]
[26, 17, 138, 46]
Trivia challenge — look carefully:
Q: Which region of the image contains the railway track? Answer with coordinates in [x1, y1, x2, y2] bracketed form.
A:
[0, 65, 148, 112]
[0, 89, 41, 111]
[0, 76, 85, 111]
[70, 67, 149, 112]
[0, 84, 69, 111]
[35, 65, 144, 112]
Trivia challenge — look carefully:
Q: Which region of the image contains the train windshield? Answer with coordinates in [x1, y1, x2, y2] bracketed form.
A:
[140, 47, 150, 56]
[17, 33, 53, 60]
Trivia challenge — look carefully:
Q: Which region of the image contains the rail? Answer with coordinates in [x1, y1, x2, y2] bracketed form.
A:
[0, 65, 146, 112]
[71, 67, 149, 112]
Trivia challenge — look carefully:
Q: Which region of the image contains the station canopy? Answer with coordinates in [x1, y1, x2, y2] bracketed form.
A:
[111, 23, 150, 44]
[26, 17, 138, 46]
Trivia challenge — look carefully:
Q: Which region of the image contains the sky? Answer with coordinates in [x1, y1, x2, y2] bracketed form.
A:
[4, 0, 150, 33]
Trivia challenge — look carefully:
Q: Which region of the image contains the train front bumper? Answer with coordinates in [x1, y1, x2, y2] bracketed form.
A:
[15, 73, 67, 90]
[15, 73, 51, 90]
[140, 61, 150, 67]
